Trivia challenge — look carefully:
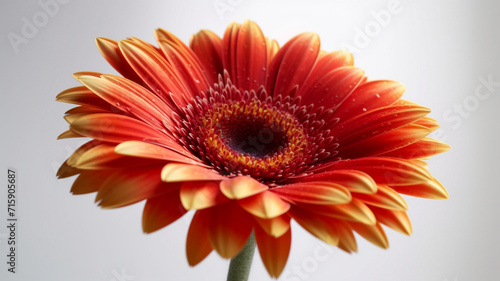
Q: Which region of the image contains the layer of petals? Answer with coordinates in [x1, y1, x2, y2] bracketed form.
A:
[254, 215, 291, 238]
[291, 170, 377, 194]
[255, 225, 291, 278]
[349, 222, 389, 249]
[180, 181, 230, 210]
[161, 163, 225, 182]
[272, 182, 352, 205]
[238, 190, 290, 219]
[142, 190, 187, 233]
[220, 176, 268, 199]
[207, 202, 253, 259]
[186, 210, 213, 266]
[371, 206, 412, 235]
[355, 184, 408, 210]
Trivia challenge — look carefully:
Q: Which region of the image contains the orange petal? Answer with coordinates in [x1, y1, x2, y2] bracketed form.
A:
[391, 178, 449, 199]
[336, 221, 358, 253]
[289, 207, 340, 245]
[161, 163, 225, 182]
[66, 140, 101, 167]
[349, 222, 389, 249]
[272, 181, 352, 205]
[297, 198, 376, 225]
[115, 141, 206, 166]
[254, 215, 291, 238]
[56, 160, 80, 178]
[266, 32, 320, 97]
[142, 190, 187, 233]
[70, 113, 163, 143]
[186, 209, 213, 266]
[292, 170, 377, 194]
[189, 29, 224, 84]
[95, 37, 143, 85]
[238, 190, 290, 219]
[220, 176, 268, 199]
[382, 138, 451, 159]
[371, 206, 412, 235]
[95, 166, 174, 208]
[328, 157, 432, 186]
[56, 86, 111, 108]
[265, 37, 279, 65]
[57, 130, 84, 140]
[70, 170, 111, 195]
[207, 202, 253, 259]
[75, 143, 122, 169]
[180, 181, 230, 210]
[255, 225, 291, 278]
[355, 184, 408, 210]
[64, 105, 109, 124]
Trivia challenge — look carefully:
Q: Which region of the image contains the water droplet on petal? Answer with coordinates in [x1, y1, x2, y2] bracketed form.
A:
[375, 94, 380, 98]
[362, 108, 367, 112]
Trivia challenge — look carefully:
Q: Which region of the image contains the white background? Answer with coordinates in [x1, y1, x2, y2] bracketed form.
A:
[1, 0, 499, 280]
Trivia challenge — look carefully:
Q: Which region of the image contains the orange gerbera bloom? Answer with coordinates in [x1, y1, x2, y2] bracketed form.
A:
[57, 20, 449, 277]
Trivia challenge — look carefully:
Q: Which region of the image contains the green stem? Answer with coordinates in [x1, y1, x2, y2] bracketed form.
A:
[226, 232, 256, 281]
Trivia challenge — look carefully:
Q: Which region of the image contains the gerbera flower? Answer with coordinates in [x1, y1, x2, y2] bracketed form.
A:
[57, 20, 449, 278]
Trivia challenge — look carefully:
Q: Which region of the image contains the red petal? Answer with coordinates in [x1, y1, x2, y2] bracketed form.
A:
[349, 222, 389, 249]
[221, 22, 240, 85]
[219, 176, 268, 199]
[355, 184, 408, 210]
[291, 170, 377, 194]
[391, 178, 449, 199]
[70, 113, 164, 143]
[235, 20, 268, 90]
[266, 32, 320, 97]
[57, 130, 84, 140]
[370, 206, 412, 235]
[186, 210, 213, 266]
[95, 37, 143, 84]
[289, 207, 341, 245]
[333, 105, 431, 146]
[190, 29, 224, 85]
[337, 124, 433, 158]
[238, 190, 290, 219]
[328, 157, 432, 186]
[142, 190, 187, 233]
[161, 163, 225, 182]
[333, 80, 405, 121]
[180, 181, 230, 210]
[156, 30, 210, 94]
[207, 202, 253, 258]
[118, 39, 190, 110]
[272, 181, 352, 205]
[298, 67, 365, 111]
[255, 225, 291, 278]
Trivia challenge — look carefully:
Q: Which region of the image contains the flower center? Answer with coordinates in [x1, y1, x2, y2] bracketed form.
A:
[197, 98, 309, 181]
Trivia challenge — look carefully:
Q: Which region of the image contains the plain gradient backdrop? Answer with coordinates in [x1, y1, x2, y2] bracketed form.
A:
[1, 0, 499, 280]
